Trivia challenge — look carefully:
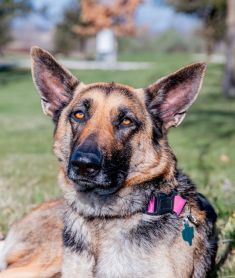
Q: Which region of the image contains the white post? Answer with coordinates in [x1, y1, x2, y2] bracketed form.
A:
[96, 28, 117, 63]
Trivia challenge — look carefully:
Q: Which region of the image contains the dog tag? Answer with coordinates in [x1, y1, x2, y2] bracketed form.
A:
[182, 218, 194, 246]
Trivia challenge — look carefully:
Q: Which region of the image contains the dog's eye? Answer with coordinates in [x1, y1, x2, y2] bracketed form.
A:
[73, 111, 85, 121]
[121, 117, 133, 127]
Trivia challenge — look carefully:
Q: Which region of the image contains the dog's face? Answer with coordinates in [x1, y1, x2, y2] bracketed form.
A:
[31, 47, 206, 196]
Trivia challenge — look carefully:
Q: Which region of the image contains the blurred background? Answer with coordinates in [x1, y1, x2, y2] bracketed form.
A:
[0, 0, 234, 275]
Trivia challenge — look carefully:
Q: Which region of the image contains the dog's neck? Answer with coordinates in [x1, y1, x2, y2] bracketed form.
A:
[61, 170, 196, 219]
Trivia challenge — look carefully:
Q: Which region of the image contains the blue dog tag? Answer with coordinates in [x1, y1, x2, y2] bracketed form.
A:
[182, 218, 194, 246]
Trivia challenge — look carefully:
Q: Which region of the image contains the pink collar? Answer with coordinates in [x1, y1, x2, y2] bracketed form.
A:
[146, 192, 186, 216]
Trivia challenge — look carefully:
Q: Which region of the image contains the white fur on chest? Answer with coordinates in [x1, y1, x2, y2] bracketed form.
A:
[93, 216, 181, 278]
[95, 238, 175, 278]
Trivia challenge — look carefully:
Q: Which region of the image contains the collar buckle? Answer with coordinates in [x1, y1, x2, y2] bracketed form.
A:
[146, 190, 186, 216]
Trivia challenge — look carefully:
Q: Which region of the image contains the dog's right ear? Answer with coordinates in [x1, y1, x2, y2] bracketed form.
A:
[31, 46, 79, 119]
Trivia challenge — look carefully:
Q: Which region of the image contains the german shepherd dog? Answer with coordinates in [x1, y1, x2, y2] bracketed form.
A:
[0, 47, 217, 278]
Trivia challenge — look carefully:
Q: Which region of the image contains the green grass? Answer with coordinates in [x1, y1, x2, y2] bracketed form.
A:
[0, 53, 234, 275]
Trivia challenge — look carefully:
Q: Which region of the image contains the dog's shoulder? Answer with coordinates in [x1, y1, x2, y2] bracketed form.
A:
[195, 193, 217, 224]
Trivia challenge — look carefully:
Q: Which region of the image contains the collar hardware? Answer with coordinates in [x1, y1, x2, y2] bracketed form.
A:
[145, 191, 186, 216]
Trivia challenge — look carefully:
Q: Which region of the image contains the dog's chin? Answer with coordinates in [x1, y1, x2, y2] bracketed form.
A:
[72, 178, 123, 196]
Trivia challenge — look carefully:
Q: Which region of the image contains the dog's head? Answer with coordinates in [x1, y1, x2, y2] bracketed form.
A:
[31, 47, 206, 197]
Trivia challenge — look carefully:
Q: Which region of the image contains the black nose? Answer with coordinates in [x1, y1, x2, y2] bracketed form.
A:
[70, 149, 102, 178]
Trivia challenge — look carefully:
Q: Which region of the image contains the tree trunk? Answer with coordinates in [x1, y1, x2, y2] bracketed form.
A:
[223, 0, 235, 97]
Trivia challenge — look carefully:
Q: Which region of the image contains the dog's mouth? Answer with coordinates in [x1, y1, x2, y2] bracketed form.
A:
[72, 178, 122, 196]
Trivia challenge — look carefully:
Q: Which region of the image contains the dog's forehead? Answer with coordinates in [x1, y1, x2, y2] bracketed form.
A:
[73, 82, 145, 106]
[79, 82, 135, 93]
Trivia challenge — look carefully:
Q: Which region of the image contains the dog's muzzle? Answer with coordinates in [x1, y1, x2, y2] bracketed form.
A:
[67, 138, 127, 195]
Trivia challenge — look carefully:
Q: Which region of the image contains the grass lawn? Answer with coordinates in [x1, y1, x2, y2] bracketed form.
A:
[0, 53, 234, 275]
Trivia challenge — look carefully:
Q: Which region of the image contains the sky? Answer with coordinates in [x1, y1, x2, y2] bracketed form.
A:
[136, 0, 199, 33]
[14, 0, 200, 33]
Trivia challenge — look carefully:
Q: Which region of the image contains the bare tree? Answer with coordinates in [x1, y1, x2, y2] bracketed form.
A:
[223, 0, 235, 97]
[72, 0, 142, 61]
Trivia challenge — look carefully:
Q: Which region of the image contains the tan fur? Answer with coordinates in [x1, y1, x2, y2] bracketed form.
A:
[0, 199, 63, 278]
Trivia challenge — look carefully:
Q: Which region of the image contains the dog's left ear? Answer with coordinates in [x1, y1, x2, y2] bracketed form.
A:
[145, 63, 206, 129]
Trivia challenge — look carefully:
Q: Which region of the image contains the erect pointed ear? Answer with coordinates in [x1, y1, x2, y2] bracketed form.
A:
[145, 63, 206, 129]
[31, 46, 79, 119]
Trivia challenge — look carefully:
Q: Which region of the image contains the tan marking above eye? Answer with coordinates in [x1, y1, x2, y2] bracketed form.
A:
[73, 111, 85, 120]
[121, 118, 132, 126]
